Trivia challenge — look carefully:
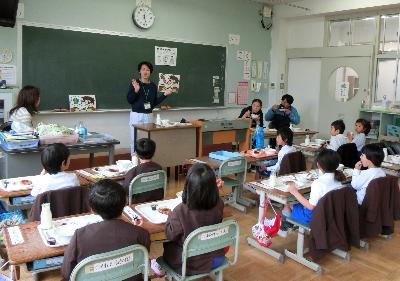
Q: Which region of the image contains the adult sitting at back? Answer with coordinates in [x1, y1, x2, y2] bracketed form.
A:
[265, 94, 300, 147]
[238, 99, 263, 128]
[265, 94, 300, 130]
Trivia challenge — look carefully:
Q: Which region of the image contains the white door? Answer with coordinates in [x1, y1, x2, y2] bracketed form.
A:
[318, 57, 371, 138]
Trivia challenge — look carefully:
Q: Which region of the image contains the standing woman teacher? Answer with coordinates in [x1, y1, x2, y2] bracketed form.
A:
[127, 61, 173, 156]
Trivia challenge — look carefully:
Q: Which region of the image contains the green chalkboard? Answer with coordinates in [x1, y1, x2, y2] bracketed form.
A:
[22, 26, 226, 110]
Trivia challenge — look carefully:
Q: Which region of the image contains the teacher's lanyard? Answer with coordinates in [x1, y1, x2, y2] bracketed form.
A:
[142, 85, 150, 103]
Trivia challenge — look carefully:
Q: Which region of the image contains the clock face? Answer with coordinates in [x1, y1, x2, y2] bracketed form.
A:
[0, 48, 13, 64]
[133, 6, 155, 29]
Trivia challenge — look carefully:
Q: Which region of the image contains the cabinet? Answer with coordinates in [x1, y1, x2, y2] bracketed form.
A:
[359, 108, 400, 142]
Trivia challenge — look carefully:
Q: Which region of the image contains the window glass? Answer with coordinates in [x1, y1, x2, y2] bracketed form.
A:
[375, 59, 397, 102]
[329, 20, 350, 46]
[351, 17, 376, 45]
[379, 15, 399, 52]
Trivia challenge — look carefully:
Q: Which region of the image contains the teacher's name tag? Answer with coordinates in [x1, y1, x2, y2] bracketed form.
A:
[144, 103, 151, 110]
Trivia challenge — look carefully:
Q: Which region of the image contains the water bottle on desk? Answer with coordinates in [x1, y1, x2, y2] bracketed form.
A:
[255, 125, 264, 149]
[269, 171, 277, 187]
[77, 122, 88, 140]
[40, 203, 53, 230]
[304, 134, 310, 146]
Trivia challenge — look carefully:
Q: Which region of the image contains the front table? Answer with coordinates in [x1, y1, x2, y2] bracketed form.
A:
[133, 123, 199, 169]
[0, 138, 120, 179]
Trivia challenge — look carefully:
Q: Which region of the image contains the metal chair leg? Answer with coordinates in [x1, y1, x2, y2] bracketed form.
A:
[284, 227, 322, 273]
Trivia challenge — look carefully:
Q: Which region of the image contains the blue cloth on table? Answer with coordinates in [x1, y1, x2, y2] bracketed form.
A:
[290, 203, 313, 225]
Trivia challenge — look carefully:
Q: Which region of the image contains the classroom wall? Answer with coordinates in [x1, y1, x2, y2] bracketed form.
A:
[269, 1, 400, 137]
[287, 17, 324, 49]
[0, 0, 271, 151]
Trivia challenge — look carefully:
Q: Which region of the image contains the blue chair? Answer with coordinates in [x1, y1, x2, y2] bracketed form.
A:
[157, 219, 240, 281]
[70, 244, 149, 281]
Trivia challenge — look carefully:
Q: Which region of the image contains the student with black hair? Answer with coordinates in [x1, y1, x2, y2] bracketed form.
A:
[327, 119, 348, 151]
[280, 149, 345, 236]
[238, 98, 264, 128]
[351, 143, 386, 205]
[347, 118, 371, 152]
[31, 143, 79, 197]
[61, 179, 150, 281]
[127, 61, 173, 156]
[152, 163, 225, 277]
[258, 127, 296, 176]
[123, 138, 163, 203]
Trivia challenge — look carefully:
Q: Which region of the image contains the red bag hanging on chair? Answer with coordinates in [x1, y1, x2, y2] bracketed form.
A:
[251, 196, 281, 247]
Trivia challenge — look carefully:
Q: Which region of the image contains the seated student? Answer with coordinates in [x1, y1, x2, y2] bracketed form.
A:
[8, 85, 40, 133]
[258, 127, 296, 176]
[238, 98, 264, 128]
[326, 119, 348, 151]
[61, 179, 150, 281]
[123, 138, 163, 203]
[151, 163, 225, 277]
[347, 118, 371, 152]
[31, 143, 80, 197]
[351, 143, 386, 205]
[281, 149, 345, 236]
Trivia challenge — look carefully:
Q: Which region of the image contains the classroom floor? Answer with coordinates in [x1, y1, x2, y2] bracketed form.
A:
[6, 171, 400, 281]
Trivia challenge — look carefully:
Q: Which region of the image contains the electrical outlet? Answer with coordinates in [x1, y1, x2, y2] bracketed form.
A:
[17, 3, 24, 19]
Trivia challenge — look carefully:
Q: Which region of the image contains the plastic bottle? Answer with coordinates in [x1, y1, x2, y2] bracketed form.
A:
[269, 171, 277, 187]
[156, 114, 161, 126]
[383, 147, 388, 161]
[77, 121, 88, 139]
[255, 125, 264, 149]
[40, 203, 53, 230]
[132, 154, 139, 166]
[304, 134, 310, 145]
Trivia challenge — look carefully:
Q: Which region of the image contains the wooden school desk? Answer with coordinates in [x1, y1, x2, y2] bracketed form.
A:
[3, 206, 232, 281]
[191, 119, 251, 156]
[293, 144, 322, 158]
[245, 170, 352, 262]
[0, 138, 120, 179]
[0, 172, 91, 212]
[185, 153, 277, 212]
[260, 129, 319, 139]
[381, 162, 400, 176]
[75, 168, 126, 184]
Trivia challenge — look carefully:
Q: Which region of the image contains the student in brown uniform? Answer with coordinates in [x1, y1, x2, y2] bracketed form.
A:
[61, 179, 150, 281]
[151, 163, 225, 277]
[123, 138, 163, 203]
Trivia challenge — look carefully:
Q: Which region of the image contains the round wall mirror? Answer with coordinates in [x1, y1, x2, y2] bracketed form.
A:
[329, 66, 359, 102]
